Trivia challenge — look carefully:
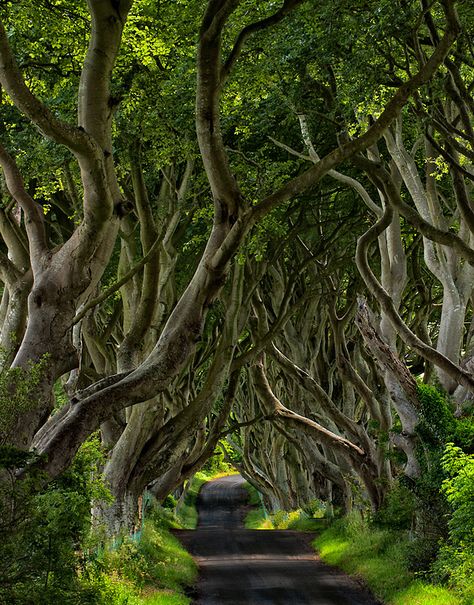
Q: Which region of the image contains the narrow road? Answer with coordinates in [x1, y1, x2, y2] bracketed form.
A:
[176, 475, 381, 605]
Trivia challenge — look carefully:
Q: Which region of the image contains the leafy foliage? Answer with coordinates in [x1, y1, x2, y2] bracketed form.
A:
[429, 445, 474, 602]
[373, 482, 416, 531]
[0, 355, 50, 445]
[0, 436, 109, 604]
[417, 384, 455, 447]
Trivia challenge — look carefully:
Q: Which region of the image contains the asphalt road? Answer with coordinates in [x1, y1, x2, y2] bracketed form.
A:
[176, 475, 381, 605]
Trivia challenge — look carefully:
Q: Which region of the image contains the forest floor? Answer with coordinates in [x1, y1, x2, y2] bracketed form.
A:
[175, 475, 380, 605]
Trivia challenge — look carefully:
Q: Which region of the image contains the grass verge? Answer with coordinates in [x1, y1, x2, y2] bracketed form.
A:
[243, 483, 327, 532]
[243, 487, 466, 605]
[81, 506, 197, 605]
[314, 512, 464, 605]
[175, 474, 208, 529]
[245, 507, 327, 531]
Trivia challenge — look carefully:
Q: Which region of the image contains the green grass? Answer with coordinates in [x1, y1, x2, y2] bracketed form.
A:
[175, 474, 208, 529]
[314, 513, 463, 605]
[82, 579, 192, 605]
[245, 507, 326, 531]
[83, 506, 198, 605]
[245, 508, 270, 529]
[243, 481, 263, 507]
[138, 589, 191, 605]
[243, 483, 326, 532]
[287, 515, 327, 531]
[390, 582, 464, 605]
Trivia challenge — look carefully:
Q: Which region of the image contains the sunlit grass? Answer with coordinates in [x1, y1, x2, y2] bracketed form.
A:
[245, 508, 273, 529]
[139, 588, 191, 605]
[140, 523, 197, 590]
[244, 483, 326, 532]
[390, 582, 461, 605]
[175, 475, 208, 529]
[314, 514, 463, 605]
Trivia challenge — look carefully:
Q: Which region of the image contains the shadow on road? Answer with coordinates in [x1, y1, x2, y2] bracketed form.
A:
[176, 475, 381, 605]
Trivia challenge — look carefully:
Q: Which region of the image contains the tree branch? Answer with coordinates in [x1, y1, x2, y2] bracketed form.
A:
[0, 142, 47, 264]
[72, 233, 163, 325]
[220, 0, 305, 86]
[252, 356, 366, 460]
[355, 204, 474, 392]
[353, 154, 474, 265]
[251, 11, 459, 221]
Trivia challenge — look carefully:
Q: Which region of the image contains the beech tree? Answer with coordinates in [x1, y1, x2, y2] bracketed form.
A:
[220, 0, 474, 513]
[1, 0, 470, 534]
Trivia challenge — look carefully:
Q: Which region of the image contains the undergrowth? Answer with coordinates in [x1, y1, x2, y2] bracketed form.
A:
[0, 434, 197, 605]
[243, 483, 327, 532]
[80, 504, 197, 605]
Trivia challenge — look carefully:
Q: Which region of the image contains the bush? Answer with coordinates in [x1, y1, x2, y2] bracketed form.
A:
[400, 385, 457, 571]
[440, 444, 474, 546]
[417, 384, 454, 446]
[0, 436, 109, 604]
[373, 482, 416, 530]
[428, 445, 474, 600]
[431, 545, 474, 604]
[302, 498, 326, 519]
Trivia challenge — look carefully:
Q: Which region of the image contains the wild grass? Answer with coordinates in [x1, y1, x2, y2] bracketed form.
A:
[174, 474, 208, 529]
[245, 507, 271, 529]
[243, 481, 263, 506]
[243, 483, 327, 532]
[82, 507, 197, 605]
[314, 512, 463, 605]
[245, 507, 327, 531]
[139, 591, 191, 605]
[242, 482, 270, 528]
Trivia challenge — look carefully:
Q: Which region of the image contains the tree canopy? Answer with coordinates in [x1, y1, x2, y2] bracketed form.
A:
[1, 1, 474, 597]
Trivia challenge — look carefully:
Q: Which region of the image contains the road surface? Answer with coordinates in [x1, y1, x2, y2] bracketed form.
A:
[176, 475, 381, 605]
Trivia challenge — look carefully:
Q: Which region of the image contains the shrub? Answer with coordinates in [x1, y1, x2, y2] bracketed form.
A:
[373, 482, 416, 530]
[429, 444, 474, 600]
[417, 384, 454, 446]
[0, 435, 109, 604]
